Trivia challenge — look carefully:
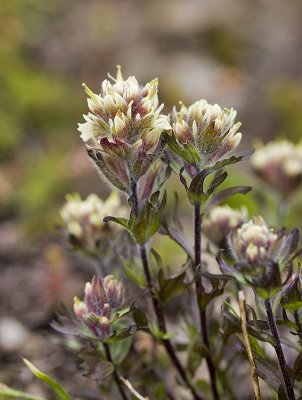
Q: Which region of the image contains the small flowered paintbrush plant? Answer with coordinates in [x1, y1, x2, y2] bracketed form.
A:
[3, 67, 302, 400]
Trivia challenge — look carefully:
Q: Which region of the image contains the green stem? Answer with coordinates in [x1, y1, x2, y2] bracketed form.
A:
[194, 202, 220, 400]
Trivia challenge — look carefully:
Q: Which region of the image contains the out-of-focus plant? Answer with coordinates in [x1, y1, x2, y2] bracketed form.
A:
[60, 192, 126, 258]
[3, 67, 302, 400]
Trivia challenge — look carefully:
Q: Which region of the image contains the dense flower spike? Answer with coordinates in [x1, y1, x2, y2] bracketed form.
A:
[170, 100, 242, 170]
[73, 275, 125, 338]
[251, 140, 302, 198]
[203, 205, 248, 247]
[60, 192, 125, 251]
[78, 66, 171, 194]
[225, 216, 299, 290]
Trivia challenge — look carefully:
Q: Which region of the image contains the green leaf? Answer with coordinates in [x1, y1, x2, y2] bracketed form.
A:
[167, 135, 200, 164]
[150, 324, 177, 341]
[188, 169, 213, 200]
[186, 325, 208, 377]
[77, 348, 114, 383]
[0, 383, 45, 400]
[123, 256, 146, 288]
[103, 216, 129, 230]
[206, 170, 228, 195]
[254, 356, 283, 391]
[110, 306, 131, 323]
[293, 352, 302, 381]
[109, 337, 132, 365]
[221, 302, 275, 345]
[206, 186, 252, 209]
[131, 306, 149, 330]
[129, 192, 167, 244]
[158, 269, 188, 305]
[105, 326, 136, 343]
[208, 150, 254, 171]
[22, 358, 71, 400]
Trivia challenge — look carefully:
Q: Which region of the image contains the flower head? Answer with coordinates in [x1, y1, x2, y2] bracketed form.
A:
[60, 192, 125, 251]
[170, 100, 242, 169]
[224, 216, 300, 292]
[251, 140, 302, 198]
[73, 275, 125, 339]
[203, 205, 248, 247]
[229, 216, 278, 266]
[78, 66, 170, 193]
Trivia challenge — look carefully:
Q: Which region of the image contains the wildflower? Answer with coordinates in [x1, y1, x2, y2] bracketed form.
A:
[78, 66, 171, 194]
[60, 192, 125, 251]
[170, 100, 242, 171]
[228, 216, 278, 266]
[224, 216, 299, 292]
[203, 205, 248, 247]
[251, 140, 302, 198]
[73, 275, 125, 339]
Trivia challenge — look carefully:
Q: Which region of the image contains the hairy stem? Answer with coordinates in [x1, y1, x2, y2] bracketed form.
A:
[265, 299, 295, 400]
[194, 202, 220, 400]
[130, 174, 139, 216]
[129, 179, 203, 400]
[104, 343, 128, 400]
[239, 291, 262, 400]
[139, 244, 204, 400]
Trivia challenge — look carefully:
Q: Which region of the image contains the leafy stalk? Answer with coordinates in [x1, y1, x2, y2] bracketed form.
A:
[129, 177, 204, 400]
[264, 299, 296, 400]
[103, 343, 128, 400]
[139, 244, 204, 400]
[194, 202, 220, 400]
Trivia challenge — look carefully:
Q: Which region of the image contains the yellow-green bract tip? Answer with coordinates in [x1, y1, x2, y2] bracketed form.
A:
[82, 83, 97, 101]
[116, 64, 123, 81]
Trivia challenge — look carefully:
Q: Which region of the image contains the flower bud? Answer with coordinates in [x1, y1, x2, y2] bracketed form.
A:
[73, 275, 125, 339]
[251, 140, 302, 198]
[203, 205, 248, 247]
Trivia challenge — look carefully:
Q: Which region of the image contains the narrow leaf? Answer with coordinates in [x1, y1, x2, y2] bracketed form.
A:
[207, 186, 252, 209]
[22, 359, 71, 400]
[0, 383, 45, 400]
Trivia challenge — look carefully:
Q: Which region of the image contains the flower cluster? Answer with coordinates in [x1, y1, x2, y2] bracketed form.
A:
[78, 66, 170, 194]
[224, 216, 299, 291]
[228, 216, 278, 266]
[170, 100, 242, 171]
[203, 205, 248, 247]
[60, 192, 124, 251]
[251, 140, 302, 198]
[73, 275, 125, 339]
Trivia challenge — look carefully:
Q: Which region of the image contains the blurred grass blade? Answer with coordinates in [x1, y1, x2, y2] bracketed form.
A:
[0, 382, 45, 400]
[22, 358, 71, 400]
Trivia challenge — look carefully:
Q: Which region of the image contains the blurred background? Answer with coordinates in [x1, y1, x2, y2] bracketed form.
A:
[1, 0, 302, 397]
